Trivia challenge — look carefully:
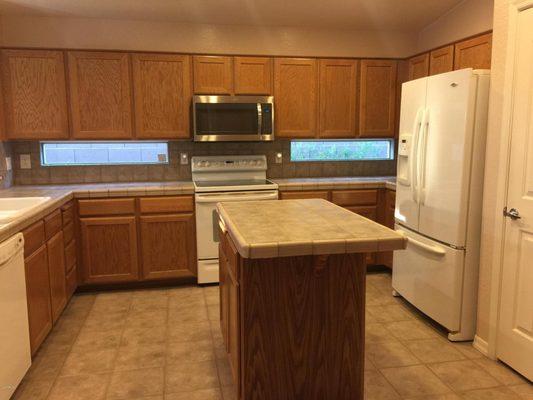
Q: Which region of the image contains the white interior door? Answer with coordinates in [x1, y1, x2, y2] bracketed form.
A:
[498, 7, 533, 381]
[418, 69, 477, 247]
[395, 78, 427, 231]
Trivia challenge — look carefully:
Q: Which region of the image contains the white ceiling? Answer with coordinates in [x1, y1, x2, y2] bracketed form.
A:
[0, 0, 464, 31]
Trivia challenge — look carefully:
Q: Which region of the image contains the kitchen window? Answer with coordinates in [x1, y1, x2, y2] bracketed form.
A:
[40, 142, 169, 166]
[290, 139, 395, 162]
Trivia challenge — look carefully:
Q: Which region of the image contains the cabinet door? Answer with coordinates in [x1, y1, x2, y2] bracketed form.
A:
[234, 56, 272, 95]
[380, 190, 396, 268]
[193, 56, 233, 94]
[429, 45, 454, 76]
[274, 58, 318, 138]
[359, 60, 397, 137]
[1, 50, 68, 139]
[68, 51, 133, 139]
[140, 213, 196, 280]
[24, 245, 52, 355]
[132, 54, 191, 139]
[407, 53, 429, 80]
[454, 33, 492, 70]
[227, 267, 240, 385]
[318, 59, 358, 138]
[80, 216, 139, 284]
[47, 230, 66, 323]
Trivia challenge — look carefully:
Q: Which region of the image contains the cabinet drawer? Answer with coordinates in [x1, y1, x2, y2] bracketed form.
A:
[61, 202, 74, 226]
[279, 191, 330, 200]
[22, 220, 45, 257]
[331, 190, 378, 206]
[65, 240, 77, 271]
[139, 196, 193, 214]
[78, 198, 135, 216]
[345, 206, 377, 221]
[63, 221, 74, 245]
[44, 209, 62, 240]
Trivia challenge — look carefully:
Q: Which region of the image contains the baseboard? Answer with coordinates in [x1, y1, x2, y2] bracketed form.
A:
[473, 335, 489, 356]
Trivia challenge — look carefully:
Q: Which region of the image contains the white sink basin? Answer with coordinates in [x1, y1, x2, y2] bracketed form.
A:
[0, 197, 51, 223]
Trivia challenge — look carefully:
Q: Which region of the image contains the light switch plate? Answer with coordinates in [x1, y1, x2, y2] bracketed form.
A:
[5, 157, 12, 171]
[20, 154, 31, 169]
[180, 153, 189, 165]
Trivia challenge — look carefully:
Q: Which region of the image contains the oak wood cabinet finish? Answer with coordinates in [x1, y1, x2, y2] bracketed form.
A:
[279, 190, 330, 200]
[64, 239, 77, 272]
[408, 53, 429, 80]
[78, 198, 136, 217]
[24, 244, 52, 355]
[330, 189, 378, 206]
[22, 220, 45, 258]
[80, 216, 139, 284]
[454, 33, 492, 70]
[359, 59, 397, 137]
[66, 266, 78, 299]
[429, 45, 455, 76]
[47, 230, 66, 323]
[138, 196, 193, 214]
[274, 58, 318, 138]
[234, 56, 272, 95]
[132, 54, 192, 139]
[1, 49, 69, 139]
[68, 51, 133, 139]
[140, 213, 196, 280]
[380, 189, 396, 268]
[44, 209, 62, 240]
[318, 59, 358, 138]
[193, 56, 233, 94]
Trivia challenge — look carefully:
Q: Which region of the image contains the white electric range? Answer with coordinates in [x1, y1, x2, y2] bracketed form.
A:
[192, 155, 278, 284]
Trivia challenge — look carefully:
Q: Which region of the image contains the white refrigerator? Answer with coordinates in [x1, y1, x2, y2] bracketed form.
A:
[393, 68, 490, 341]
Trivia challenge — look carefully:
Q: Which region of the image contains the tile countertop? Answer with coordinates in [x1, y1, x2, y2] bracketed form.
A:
[271, 176, 396, 191]
[0, 181, 194, 242]
[217, 199, 406, 259]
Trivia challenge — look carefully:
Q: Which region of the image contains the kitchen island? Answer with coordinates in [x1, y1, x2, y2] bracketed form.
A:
[217, 199, 406, 400]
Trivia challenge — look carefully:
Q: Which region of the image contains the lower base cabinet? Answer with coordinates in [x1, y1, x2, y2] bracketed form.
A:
[47, 231, 67, 323]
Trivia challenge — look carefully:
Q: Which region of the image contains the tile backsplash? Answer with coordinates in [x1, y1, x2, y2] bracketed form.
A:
[9, 140, 396, 186]
[0, 141, 13, 189]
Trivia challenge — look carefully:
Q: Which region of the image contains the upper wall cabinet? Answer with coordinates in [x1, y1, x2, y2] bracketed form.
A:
[193, 56, 233, 94]
[274, 58, 318, 138]
[132, 54, 192, 139]
[454, 33, 492, 70]
[1, 50, 69, 139]
[407, 54, 429, 80]
[68, 51, 133, 139]
[429, 45, 454, 76]
[234, 56, 272, 95]
[318, 59, 358, 138]
[359, 60, 397, 138]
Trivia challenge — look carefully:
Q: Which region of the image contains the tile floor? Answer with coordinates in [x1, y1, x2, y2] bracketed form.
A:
[13, 272, 532, 400]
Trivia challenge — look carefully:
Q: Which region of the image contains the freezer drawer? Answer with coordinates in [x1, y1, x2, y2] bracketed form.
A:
[392, 225, 465, 331]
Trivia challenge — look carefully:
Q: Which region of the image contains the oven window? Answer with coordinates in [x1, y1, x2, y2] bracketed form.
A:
[196, 103, 258, 135]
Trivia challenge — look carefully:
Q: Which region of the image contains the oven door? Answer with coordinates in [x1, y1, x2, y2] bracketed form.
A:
[195, 190, 279, 261]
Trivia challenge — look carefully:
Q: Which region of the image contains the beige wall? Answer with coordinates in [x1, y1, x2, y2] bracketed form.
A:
[417, 0, 494, 52]
[0, 15, 417, 58]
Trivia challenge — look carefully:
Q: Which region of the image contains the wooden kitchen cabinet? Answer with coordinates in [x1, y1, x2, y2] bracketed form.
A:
[140, 213, 196, 280]
[68, 51, 133, 139]
[279, 191, 330, 200]
[274, 58, 318, 138]
[359, 60, 397, 137]
[24, 245, 52, 355]
[234, 56, 272, 95]
[193, 56, 233, 94]
[1, 49, 69, 139]
[429, 45, 454, 76]
[132, 54, 192, 139]
[47, 230, 66, 323]
[379, 189, 396, 268]
[454, 33, 492, 70]
[407, 53, 429, 80]
[80, 216, 139, 284]
[318, 59, 358, 138]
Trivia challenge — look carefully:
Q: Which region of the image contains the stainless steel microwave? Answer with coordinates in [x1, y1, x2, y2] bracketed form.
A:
[193, 95, 274, 142]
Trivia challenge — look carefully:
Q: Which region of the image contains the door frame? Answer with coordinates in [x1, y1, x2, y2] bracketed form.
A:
[481, 0, 533, 359]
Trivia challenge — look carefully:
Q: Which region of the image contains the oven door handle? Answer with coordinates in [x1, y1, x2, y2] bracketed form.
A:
[195, 192, 279, 203]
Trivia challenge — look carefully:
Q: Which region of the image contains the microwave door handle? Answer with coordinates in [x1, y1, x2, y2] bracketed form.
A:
[257, 103, 262, 135]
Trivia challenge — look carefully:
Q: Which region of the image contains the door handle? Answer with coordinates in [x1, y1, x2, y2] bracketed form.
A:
[503, 207, 521, 220]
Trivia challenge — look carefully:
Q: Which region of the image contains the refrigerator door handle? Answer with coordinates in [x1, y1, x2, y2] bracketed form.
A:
[397, 229, 446, 256]
[417, 108, 430, 205]
[410, 108, 424, 202]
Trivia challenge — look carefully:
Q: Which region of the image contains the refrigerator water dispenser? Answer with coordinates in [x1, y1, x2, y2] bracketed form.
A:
[397, 133, 412, 185]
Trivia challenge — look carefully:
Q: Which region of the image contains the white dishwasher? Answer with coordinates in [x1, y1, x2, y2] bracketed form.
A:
[0, 233, 31, 400]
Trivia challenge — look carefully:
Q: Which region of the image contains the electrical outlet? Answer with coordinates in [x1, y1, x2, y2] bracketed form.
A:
[5, 157, 12, 171]
[180, 153, 189, 165]
[20, 154, 31, 169]
[275, 152, 283, 164]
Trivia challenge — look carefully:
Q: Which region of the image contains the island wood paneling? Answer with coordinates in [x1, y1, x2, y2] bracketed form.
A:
[429, 45, 455, 75]
[234, 56, 272, 95]
[132, 54, 191, 139]
[407, 53, 429, 80]
[274, 58, 318, 138]
[454, 33, 492, 70]
[68, 51, 133, 139]
[193, 55, 233, 94]
[318, 59, 358, 138]
[1, 49, 69, 139]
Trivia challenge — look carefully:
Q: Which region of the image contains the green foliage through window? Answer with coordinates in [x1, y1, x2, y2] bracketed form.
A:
[290, 140, 394, 162]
